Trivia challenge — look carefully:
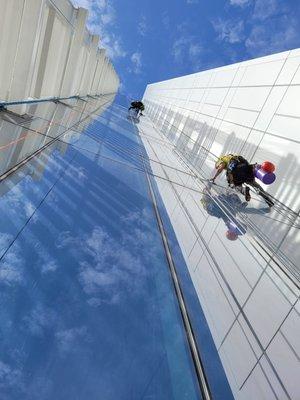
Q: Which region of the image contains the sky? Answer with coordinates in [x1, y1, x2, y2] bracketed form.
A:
[72, 0, 300, 100]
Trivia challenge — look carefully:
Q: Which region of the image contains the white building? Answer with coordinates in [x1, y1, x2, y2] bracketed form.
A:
[141, 49, 300, 400]
[0, 0, 119, 113]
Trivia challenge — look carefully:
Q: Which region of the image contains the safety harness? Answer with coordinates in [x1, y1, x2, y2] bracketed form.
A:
[226, 156, 254, 186]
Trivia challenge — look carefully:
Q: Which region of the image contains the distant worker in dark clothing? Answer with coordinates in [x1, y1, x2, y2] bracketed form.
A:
[129, 101, 145, 117]
[211, 154, 274, 207]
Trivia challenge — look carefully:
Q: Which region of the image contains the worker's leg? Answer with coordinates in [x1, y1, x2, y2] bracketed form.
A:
[226, 171, 250, 201]
[249, 180, 274, 207]
[233, 184, 251, 201]
[249, 180, 264, 192]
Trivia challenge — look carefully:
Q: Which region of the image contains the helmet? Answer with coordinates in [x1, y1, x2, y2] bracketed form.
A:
[226, 230, 238, 241]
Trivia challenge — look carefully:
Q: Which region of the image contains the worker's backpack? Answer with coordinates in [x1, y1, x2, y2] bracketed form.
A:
[227, 156, 254, 185]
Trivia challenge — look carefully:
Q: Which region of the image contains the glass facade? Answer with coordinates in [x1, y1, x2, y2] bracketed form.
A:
[0, 95, 212, 399]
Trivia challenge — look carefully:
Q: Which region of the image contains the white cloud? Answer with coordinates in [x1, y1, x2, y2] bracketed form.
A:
[73, 0, 107, 12]
[78, 235, 144, 296]
[189, 43, 202, 57]
[79, 264, 118, 294]
[87, 294, 120, 307]
[253, 0, 278, 20]
[172, 36, 203, 69]
[244, 0, 299, 56]
[0, 361, 23, 391]
[97, 1, 116, 26]
[162, 12, 170, 30]
[229, 0, 251, 6]
[23, 304, 58, 336]
[212, 0, 300, 62]
[65, 165, 87, 181]
[118, 81, 125, 93]
[33, 243, 60, 274]
[24, 202, 35, 218]
[0, 233, 13, 256]
[0, 259, 23, 285]
[41, 260, 58, 274]
[72, 0, 90, 8]
[87, 297, 103, 307]
[58, 208, 159, 306]
[0, 182, 38, 225]
[245, 16, 299, 56]
[56, 231, 79, 251]
[71, 0, 126, 60]
[0, 237, 24, 286]
[138, 15, 148, 36]
[223, 0, 299, 60]
[56, 327, 88, 352]
[101, 35, 127, 59]
[130, 52, 142, 75]
[212, 18, 245, 44]
[24, 201, 38, 223]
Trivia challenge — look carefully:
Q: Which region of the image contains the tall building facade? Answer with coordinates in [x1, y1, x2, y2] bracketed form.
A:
[0, 92, 218, 399]
[0, 0, 119, 113]
[0, 1, 299, 399]
[142, 49, 300, 399]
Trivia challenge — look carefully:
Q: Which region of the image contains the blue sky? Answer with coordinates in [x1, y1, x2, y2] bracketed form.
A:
[74, 0, 300, 99]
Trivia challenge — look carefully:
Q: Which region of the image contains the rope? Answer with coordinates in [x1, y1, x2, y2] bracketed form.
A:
[140, 113, 300, 284]
[148, 113, 300, 224]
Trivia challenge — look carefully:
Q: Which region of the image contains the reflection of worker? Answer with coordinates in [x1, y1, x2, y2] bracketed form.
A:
[201, 184, 247, 241]
[211, 154, 274, 207]
[128, 101, 145, 117]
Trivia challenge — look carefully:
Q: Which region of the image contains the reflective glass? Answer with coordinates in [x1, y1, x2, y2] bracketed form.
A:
[0, 96, 201, 399]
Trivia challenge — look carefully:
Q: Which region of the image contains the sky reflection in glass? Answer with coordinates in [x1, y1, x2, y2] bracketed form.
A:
[0, 98, 201, 399]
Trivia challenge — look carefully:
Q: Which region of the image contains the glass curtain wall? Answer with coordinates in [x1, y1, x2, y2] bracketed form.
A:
[0, 95, 205, 399]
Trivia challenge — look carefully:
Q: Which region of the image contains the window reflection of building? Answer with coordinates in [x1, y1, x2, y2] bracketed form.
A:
[0, 96, 114, 195]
